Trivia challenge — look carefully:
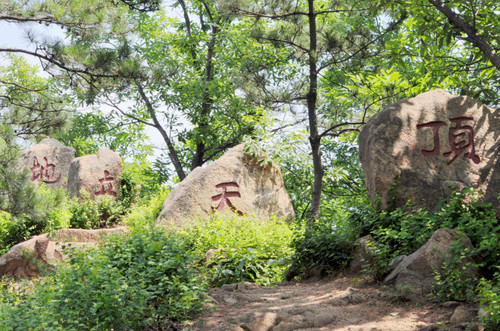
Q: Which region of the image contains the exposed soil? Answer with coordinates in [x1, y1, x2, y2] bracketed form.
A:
[185, 275, 481, 331]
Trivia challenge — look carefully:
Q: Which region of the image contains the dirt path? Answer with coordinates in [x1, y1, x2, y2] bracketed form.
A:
[186, 275, 478, 331]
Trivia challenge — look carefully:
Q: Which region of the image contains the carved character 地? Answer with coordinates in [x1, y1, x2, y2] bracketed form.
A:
[417, 116, 480, 165]
[31, 156, 61, 184]
[211, 182, 243, 215]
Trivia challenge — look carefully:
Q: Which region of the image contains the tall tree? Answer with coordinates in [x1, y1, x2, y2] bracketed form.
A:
[229, 0, 402, 221]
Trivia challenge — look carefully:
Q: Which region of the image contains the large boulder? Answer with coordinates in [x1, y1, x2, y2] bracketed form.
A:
[359, 89, 500, 211]
[0, 227, 126, 279]
[68, 148, 122, 199]
[384, 228, 478, 294]
[157, 144, 295, 227]
[20, 138, 75, 188]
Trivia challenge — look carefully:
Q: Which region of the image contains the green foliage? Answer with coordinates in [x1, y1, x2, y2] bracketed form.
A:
[374, 0, 500, 107]
[267, 130, 367, 222]
[0, 227, 207, 329]
[288, 217, 355, 279]
[123, 187, 170, 231]
[478, 271, 500, 331]
[354, 188, 500, 281]
[178, 214, 294, 287]
[0, 185, 70, 254]
[56, 111, 153, 159]
[69, 193, 125, 229]
[430, 241, 477, 302]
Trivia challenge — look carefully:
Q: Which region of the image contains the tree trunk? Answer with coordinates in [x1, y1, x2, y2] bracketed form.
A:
[136, 81, 187, 180]
[191, 21, 219, 170]
[307, 0, 323, 222]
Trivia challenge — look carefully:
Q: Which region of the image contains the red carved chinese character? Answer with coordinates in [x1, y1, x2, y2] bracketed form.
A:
[417, 117, 481, 165]
[443, 117, 480, 165]
[31, 156, 61, 184]
[416, 121, 447, 156]
[95, 170, 117, 197]
[211, 182, 243, 215]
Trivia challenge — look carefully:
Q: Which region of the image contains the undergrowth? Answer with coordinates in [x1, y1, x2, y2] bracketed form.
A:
[0, 226, 207, 330]
[177, 214, 294, 286]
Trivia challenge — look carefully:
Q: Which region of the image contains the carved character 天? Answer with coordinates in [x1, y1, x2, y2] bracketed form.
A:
[211, 182, 243, 215]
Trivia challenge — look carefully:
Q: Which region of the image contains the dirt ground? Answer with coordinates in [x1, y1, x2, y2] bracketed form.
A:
[184, 275, 481, 331]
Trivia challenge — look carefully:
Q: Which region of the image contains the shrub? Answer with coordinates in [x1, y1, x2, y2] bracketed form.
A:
[178, 214, 294, 286]
[69, 192, 126, 229]
[0, 226, 207, 330]
[123, 186, 170, 230]
[356, 188, 500, 280]
[0, 185, 70, 253]
[288, 217, 355, 279]
[478, 271, 500, 331]
[430, 241, 477, 302]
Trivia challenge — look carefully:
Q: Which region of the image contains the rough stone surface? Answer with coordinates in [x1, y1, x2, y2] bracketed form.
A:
[157, 144, 295, 227]
[20, 138, 76, 188]
[359, 89, 500, 211]
[384, 228, 478, 294]
[450, 306, 476, 324]
[0, 227, 126, 279]
[68, 148, 122, 199]
[348, 235, 376, 274]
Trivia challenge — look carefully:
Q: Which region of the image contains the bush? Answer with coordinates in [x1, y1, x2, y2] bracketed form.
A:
[288, 217, 355, 279]
[178, 214, 294, 286]
[69, 192, 126, 229]
[430, 241, 477, 302]
[355, 188, 500, 280]
[123, 187, 170, 230]
[0, 185, 70, 254]
[478, 271, 500, 331]
[0, 226, 207, 330]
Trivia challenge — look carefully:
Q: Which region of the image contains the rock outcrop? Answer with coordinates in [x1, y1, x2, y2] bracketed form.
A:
[359, 89, 500, 211]
[20, 138, 76, 188]
[384, 228, 478, 294]
[157, 144, 295, 227]
[68, 148, 122, 199]
[0, 227, 126, 279]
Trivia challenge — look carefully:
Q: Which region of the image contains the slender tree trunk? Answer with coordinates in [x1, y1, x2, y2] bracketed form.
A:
[191, 22, 219, 169]
[428, 0, 500, 71]
[307, 0, 323, 222]
[136, 81, 187, 180]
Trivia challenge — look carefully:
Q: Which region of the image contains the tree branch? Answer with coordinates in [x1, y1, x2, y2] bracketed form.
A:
[428, 0, 500, 71]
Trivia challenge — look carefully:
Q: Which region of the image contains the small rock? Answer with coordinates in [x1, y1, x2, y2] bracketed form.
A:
[478, 307, 488, 319]
[224, 297, 238, 305]
[388, 255, 406, 271]
[348, 235, 376, 274]
[450, 306, 476, 324]
[384, 228, 478, 294]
